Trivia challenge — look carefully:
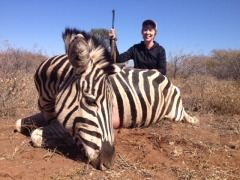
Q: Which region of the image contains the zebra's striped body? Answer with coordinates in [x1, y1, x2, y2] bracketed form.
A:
[111, 68, 194, 128]
[30, 54, 196, 128]
[15, 28, 198, 169]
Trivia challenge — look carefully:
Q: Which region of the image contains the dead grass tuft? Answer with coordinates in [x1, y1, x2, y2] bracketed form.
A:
[172, 75, 240, 115]
[1, 140, 27, 161]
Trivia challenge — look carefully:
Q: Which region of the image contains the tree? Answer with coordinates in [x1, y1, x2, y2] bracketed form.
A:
[210, 49, 240, 81]
[167, 49, 210, 79]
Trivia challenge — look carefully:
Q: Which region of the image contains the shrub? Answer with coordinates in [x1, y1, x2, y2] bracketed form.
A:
[173, 76, 240, 115]
[208, 49, 240, 83]
[0, 41, 47, 118]
[167, 49, 209, 79]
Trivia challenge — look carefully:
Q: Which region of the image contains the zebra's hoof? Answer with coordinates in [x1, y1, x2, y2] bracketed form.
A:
[15, 119, 26, 133]
[31, 128, 44, 147]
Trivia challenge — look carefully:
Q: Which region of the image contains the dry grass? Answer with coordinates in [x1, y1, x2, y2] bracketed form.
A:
[172, 75, 240, 115]
[0, 139, 27, 161]
[1, 43, 240, 118]
[0, 42, 46, 118]
[0, 73, 39, 118]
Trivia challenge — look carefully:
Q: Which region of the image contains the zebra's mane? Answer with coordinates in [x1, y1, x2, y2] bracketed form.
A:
[62, 28, 110, 55]
[62, 28, 117, 74]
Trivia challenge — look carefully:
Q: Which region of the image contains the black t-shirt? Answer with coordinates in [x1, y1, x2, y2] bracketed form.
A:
[116, 41, 166, 75]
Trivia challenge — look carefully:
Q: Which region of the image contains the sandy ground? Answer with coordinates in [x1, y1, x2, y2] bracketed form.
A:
[0, 114, 240, 180]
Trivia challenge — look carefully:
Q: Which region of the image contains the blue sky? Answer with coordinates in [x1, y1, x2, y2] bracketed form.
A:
[1, 0, 240, 59]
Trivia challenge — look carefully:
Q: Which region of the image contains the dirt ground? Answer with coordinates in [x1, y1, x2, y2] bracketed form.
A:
[0, 113, 240, 180]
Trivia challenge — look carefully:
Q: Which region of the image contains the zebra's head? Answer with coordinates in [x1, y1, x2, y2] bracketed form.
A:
[58, 28, 122, 169]
[62, 28, 114, 73]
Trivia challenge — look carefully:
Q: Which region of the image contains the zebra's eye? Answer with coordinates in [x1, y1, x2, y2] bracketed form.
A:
[85, 97, 98, 107]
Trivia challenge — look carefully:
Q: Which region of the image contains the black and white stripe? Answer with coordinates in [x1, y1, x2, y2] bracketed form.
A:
[15, 28, 198, 170]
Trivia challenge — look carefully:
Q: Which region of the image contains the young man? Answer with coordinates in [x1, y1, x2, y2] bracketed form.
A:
[109, 19, 166, 75]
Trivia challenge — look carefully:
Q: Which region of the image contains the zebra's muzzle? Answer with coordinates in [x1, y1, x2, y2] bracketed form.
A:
[90, 141, 115, 170]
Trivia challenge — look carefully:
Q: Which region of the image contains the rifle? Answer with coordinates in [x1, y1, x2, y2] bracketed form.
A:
[111, 9, 116, 63]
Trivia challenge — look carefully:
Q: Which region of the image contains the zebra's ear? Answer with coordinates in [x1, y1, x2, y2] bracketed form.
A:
[62, 28, 86, 54]
[62, 28, 90, 54]
[68, 35, 90, 68]
[62, 31, 77, 54]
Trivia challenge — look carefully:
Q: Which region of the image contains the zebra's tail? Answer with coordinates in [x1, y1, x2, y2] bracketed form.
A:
[183, 111, 200, 125]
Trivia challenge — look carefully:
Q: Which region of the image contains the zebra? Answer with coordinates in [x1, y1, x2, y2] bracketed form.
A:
[15, 28, 199, 169]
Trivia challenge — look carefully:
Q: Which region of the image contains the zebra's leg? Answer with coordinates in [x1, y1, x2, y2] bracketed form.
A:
[31, 123, 76, 147]
[15, 112, 48, 133]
